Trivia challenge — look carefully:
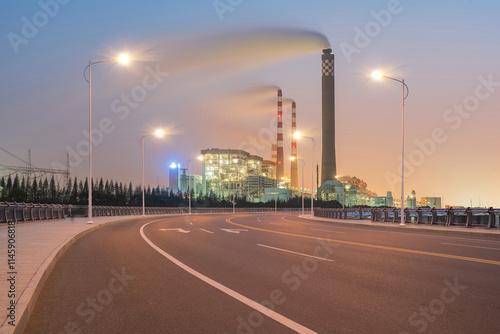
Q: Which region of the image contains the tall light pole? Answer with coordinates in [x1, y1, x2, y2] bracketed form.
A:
[141, 129, 164, 216]
[232, 158, 238, 214]
[232, 179, 236, 214]
[291, 157, 305, 216]
[372, 71, 409, 226]
[335, 175, 345, 209]
[83, 54, 130, 224]
[294, 133, 315, 218]
[274, 178, 278, 212]
[188, 155, 203, 214]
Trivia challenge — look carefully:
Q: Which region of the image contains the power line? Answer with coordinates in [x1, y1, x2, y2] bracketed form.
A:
[0, 146, 31, 166]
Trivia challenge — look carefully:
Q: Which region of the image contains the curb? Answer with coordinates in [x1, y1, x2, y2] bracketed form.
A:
[7, 215, 179, 334]
[299, 215, 500, 238]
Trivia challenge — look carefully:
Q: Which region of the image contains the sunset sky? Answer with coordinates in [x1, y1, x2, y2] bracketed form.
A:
[1, 0, 499, 207]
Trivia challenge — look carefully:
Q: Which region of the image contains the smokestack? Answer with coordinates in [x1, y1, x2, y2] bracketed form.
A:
[290, 101, 298, 188]
[271, 144, 277, 179]
[276, 89, 284, 182]
[321, 49, 337, 185]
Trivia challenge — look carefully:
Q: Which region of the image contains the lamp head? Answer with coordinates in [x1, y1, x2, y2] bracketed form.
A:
[154, 129, 165, 138]
[197, 155, 204, 161]
[372, 71, 385, 80]
[293, 132, 301, 139]
[116, 54, 130, 65]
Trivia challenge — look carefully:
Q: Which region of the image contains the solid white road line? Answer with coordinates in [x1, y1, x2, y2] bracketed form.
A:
[200, 228, 214, 234]
[441, 242, 500, 251]
[311, 229, 346, 234]
[140, 222, 317, 334]
[257, 244, 334, 262]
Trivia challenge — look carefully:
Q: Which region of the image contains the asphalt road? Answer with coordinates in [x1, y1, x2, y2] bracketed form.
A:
[25, 213, 500, 333]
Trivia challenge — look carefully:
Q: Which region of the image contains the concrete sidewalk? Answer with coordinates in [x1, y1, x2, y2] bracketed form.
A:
[0, 215, 171, 334]
[300, 215, 500, 238]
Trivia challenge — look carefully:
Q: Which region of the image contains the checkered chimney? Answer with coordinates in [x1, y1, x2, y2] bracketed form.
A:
[321, 49, 337, 186]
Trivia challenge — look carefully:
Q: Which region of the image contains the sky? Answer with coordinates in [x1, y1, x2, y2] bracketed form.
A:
[1, 0, 499, 207]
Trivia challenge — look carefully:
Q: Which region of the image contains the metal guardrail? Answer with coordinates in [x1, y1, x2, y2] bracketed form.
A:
[0, 202, 67, 223]
[314, 207, 500, 228]
[0, 202, 310, 223]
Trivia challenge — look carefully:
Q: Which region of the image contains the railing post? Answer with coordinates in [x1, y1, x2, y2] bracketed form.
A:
[430, 207, 437, 225]
[404, 208, 411, 224]
[465, 207, 473, 228]
[390, 208, 396, 223]
[487, 207, 496, 228]
[416, 207, 422, 224]
[446, 207, 454, 226]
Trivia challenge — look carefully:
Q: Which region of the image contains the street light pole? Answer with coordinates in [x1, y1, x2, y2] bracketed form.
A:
[343, 183, 345, 209]
[141, 129, 164, 217]
[87, 60, 92, 224]
[372, 72, 409, 226]
[188, 160, 192, 215]
[303, 136, 316, 218]
[233, 179, 235, 214]
[298, 159, 305, 216]
[291, 157, 305, 217]
[83, 55, 129, 224]
[141, 135, 145, 216]
[336, 176, 345, 209]
[187, 156, 203, 215]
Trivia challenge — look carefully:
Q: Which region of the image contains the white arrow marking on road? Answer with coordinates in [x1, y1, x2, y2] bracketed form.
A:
[200, 228, 214, 234]
[141, 222, 317, 334]
[159, 228, 191, 233]
[220, 228, 248, 234]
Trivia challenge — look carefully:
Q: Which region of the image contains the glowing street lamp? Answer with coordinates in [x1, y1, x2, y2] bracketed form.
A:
[372, 71, 409, 226]
[294, 132, 316, 218]
[291, 156, 305, 216]
[141, 129, 165, 216]
[188, 155, 203, 214]
[83, 54, 130, 224]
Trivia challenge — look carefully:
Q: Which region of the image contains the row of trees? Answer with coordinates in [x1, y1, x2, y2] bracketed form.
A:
[0, 174, 342, 208]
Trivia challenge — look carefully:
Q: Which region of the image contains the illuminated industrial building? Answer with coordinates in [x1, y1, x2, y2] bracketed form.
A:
[200, 148, 276, 201]
[373, 191, 394, 207]
[421, 197, 442, 208]
[319, 175, 377, 206]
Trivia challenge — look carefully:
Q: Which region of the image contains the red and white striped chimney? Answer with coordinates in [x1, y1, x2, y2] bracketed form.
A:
[290, 101, 298, 188]
[276, 89, 284, 183]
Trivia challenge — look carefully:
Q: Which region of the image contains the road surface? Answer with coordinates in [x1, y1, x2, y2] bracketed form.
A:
[25, 213, 500, 333]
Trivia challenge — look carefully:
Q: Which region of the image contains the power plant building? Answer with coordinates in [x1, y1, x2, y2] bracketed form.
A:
[201, 148, 275, 201]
